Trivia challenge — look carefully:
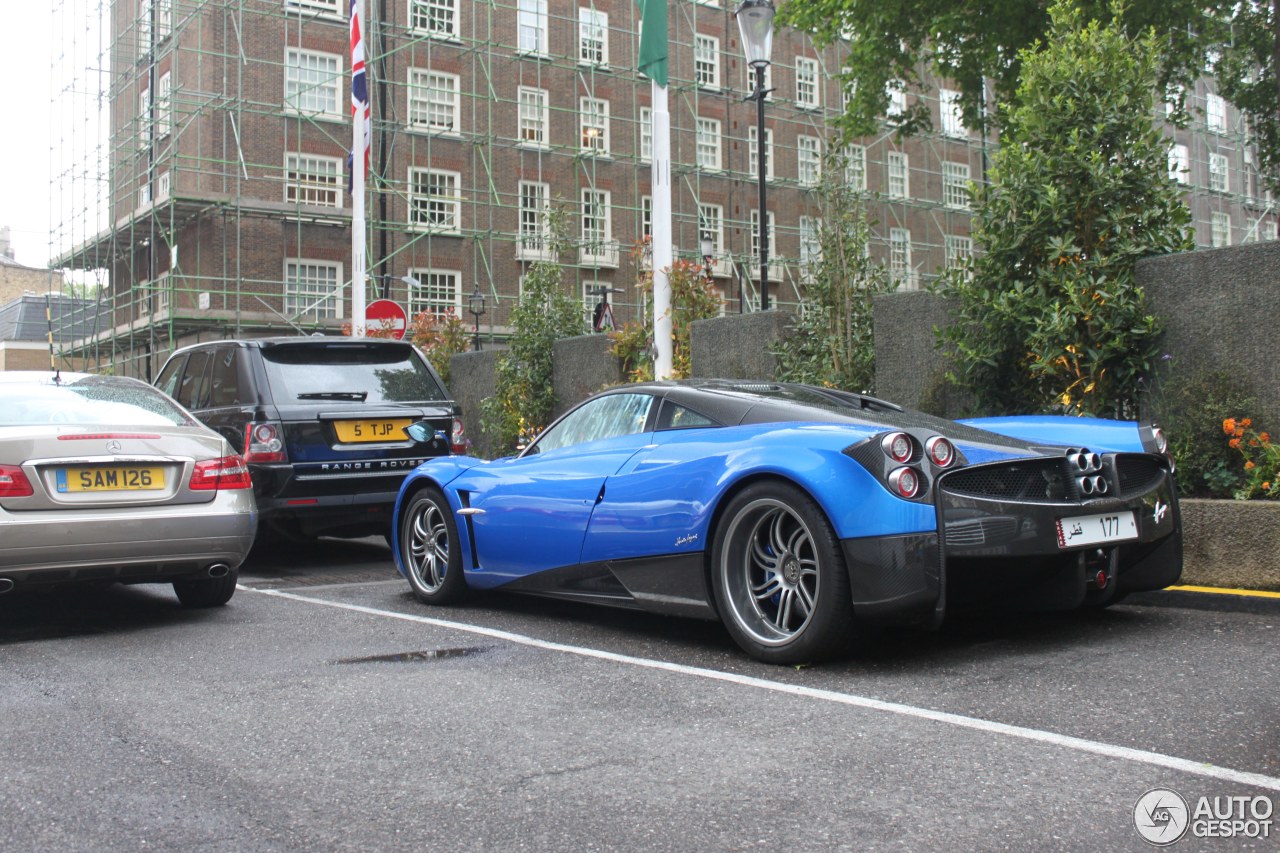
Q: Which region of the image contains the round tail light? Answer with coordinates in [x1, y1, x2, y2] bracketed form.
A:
[881, 432, 914, 463]
[925, 436, 955, 468]
[888, 467, 920, 499]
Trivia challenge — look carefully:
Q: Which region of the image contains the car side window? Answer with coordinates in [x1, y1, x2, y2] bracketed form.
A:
[177, 349, 214, 410]
[531, 393, 654, 454]
[155, 355, 187, 400]
[208, 347, 242, 407]
[656, 400, 720, 431]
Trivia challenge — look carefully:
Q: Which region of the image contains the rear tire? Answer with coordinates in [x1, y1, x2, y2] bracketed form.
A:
[399, 486, 467, 604]
[711, 482, 856, 664]
[173, 567, 238, 608]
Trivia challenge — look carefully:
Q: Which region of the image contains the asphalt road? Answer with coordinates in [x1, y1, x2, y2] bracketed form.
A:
[1, 537, 1277, 851]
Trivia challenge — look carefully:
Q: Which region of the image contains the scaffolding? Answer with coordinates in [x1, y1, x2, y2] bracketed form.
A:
[47, 0, 1275, 379]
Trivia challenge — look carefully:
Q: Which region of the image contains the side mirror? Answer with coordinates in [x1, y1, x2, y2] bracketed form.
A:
[405, 421, 450, 451]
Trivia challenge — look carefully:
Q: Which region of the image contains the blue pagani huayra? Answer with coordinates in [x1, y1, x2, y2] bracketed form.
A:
[390, 381, 1181, 664]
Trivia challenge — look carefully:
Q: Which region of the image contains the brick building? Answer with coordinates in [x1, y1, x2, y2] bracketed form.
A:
[50, 0, 1276, 379]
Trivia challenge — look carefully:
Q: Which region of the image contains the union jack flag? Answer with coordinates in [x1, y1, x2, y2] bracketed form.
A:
[348, 0, 370, 192]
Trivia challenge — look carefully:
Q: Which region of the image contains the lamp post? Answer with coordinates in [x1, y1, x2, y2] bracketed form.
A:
[736, 0, 775, 311]
[467, 285, 486, 351]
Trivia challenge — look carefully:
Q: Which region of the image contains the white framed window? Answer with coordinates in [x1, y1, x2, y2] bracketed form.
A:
[406, 269, 462, 318]
[943, 161, 970, 209]
[945, 234, 973, 278]
[285, 153, 342, 208]
[639, 107, 652, 162]
[939, 88, 966, 137]
[748, 126, 773, 180]
[1211, 211, 1231, 247]
[157, 170, 171, 201]
[695, 117, 721, 171]
[580, 188, 612, 248]
[579, 8, 608, 66]
[889, 228, 915, 289]
[844, 145, 866, 190]
[749, 210, 779, 279]
[518, 0, 549, 56]
[285, 260, 342, 320]
[698, 203, 725, 257]
[411, 0, 459, 38]
[287, 0, 342, 14]
[797, 135, 821, 186]
[156, 0, 172, 39]
[694, 34, 720, 89]
[1267, 220, 1279, 242]
[580, 97, 610, 155]
[1209, 152, 1230, 193]
[518, 86, 549, 148]
[518, 181, 551, 259]
[1168, 143, 1190, 183]
[887, 151, 909, 198]
[641, 195, 652, 241]
[1164, 84, 1184, 117]
[409, 69, 459, 134]
[139, 180, 152, 208]
[795, 58, 820, 109]
[885, 80, 906, 119]
[157, 72, 172, 137]
[409, 168, 462, 232]
[139, 87, 151, 149]
[285, 48, 342, 118]
[799, 215, 821, 276]
[1206, 93, 1227, 133]
[139, 0, 152, 58]
[743, 63, 772, 99]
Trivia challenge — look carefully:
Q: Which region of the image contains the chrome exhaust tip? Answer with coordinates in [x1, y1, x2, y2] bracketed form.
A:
[0, 578, 13, 594]
[206, 564, 230, 579]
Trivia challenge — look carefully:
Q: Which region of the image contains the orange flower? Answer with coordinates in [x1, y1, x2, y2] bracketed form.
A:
[1261, 433, 1271, 444]
[1245, 460, 1256, 470]
[1243, 418, 1253, 427]
[1229, 438, 1242, 449]
[1224, 418, 1237, 434]
[1264, 482, 1272, 490]
[1250, 439, 1260, 447]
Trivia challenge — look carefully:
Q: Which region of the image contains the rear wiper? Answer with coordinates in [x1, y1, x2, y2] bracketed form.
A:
[296, 391, 368, 401]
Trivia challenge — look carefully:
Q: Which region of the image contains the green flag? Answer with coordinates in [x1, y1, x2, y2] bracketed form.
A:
[636, 0, 668, 87]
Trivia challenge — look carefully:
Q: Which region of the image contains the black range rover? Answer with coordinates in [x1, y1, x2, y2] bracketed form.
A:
[155, 337, 464, 543]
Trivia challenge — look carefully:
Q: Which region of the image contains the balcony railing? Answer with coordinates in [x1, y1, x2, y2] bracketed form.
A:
[579, 240, 620, 268]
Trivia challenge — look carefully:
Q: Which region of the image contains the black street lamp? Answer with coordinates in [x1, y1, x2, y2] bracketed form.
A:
[467, 285, 486, 351]
[736, 0, 775, 311]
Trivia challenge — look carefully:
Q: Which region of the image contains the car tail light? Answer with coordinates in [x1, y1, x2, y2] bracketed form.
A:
[888, 467, 920, 499]
[881, 432, 914, 463]
[925, 436, 956, 468]
[0, 465, 33, 497]
[244, 422, 287, 463]
[451, 416, 469, 455]
[190, 455, 252, 491]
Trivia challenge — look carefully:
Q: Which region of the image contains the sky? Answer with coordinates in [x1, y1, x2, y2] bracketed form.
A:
[1, 5, 58, 269]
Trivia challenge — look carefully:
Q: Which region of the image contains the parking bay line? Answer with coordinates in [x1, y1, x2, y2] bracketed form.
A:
[245, 585, 1280, 793]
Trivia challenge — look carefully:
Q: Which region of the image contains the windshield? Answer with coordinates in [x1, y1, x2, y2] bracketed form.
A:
[261, 343, 448, 404]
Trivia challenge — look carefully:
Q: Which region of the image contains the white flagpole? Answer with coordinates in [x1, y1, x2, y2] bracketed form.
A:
[350, 0, 367, 338]
[651, 79, 673, 380]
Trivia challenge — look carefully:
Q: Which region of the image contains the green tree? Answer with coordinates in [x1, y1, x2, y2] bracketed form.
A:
[939, 1, 1193, 418]
[480, 207, 584, 452]
[772, 166, 893, 392]
[779, 0, 1280, 188]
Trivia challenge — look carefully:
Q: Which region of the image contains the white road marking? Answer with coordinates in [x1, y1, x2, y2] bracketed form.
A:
[244, 585, 1280, 793]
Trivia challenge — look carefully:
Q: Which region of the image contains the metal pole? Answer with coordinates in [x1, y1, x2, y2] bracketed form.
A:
[755, 63, 769, 311]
